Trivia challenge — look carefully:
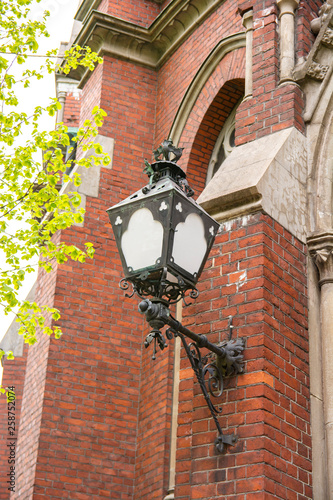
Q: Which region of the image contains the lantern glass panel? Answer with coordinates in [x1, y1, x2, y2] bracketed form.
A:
[121, 207, 164, 271]
[171, 213, 208, 275]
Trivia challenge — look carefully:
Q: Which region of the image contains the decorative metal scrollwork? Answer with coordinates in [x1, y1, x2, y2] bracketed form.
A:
[138, 298, 245, 453]
[119, 278, 135, 298]
[121, 269, 198, 305]
[167, 329, 235, 453]
[180, 335, 224, 414]
[217, 338, 245, 377]
[144, 329, 168, 360]
[204, 362, 223, 402]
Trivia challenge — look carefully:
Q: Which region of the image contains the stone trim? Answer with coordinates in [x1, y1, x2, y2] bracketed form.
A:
[293, 4, 333, 121]
[322, 26, 333, 47]
[307, 257, 327, 500]
[198, 127, 307, 242]
[169, 32, 246, 145]
[242, 9, 253, 98]
[59, 134, 114, 227]
[0, 283, 36, 357]
[67, 0, 226, 87]
[307, 61, 329, 81]
[307, 231, 333, 286]
[307, 229, 333, 498]
[277, 0, 299, 83]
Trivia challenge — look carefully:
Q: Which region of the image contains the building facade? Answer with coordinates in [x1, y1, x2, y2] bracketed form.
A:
[1, 0, 333, 498]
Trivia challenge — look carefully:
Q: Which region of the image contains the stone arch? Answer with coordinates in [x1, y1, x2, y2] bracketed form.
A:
[306, 59, 333, 500]
[171, 42, 245, 195]
[308, 89, 333, 233]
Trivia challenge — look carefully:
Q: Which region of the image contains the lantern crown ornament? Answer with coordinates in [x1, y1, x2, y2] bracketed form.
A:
[107, 141, 245, 453]
[107, 139, 220, 305]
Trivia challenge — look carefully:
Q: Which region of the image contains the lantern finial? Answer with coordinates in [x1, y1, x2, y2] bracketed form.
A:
[153, 138, 184, 163]
[143, 140, 194, 197]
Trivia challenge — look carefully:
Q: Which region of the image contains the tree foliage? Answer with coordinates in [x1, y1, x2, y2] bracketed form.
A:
[0, 0, 109, 370]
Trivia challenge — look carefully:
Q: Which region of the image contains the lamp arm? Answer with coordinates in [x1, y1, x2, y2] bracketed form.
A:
[138, 299, 245, 453]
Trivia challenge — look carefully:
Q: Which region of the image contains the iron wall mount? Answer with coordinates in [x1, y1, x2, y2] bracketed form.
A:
[138, 299, 245, 453]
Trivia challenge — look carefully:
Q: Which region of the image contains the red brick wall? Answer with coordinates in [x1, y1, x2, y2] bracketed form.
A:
[178, 49, 246, 174]
[2, 0, 318, 498]
[9, 55, 168, 500]
[176, 213, 311, 499]
[155, 0, 244, 145]
[236, 0, 322, 145]
[0, 349, 27, 500]
[100, 56, 157, 190]
[296, 0, 322, 59]
[63, 92, 81, 128]
[98, 0, 161, 27]
[11, 247, 59, 500]
[99, 57, 174, 500]
[80, 62, 102, 128]
[134, 338, 174, 499]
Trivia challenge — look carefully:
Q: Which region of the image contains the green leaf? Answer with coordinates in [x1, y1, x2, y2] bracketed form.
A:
[0, 1, 108, 354]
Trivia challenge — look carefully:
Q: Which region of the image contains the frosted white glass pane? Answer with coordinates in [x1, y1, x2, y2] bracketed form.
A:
[166, 272, 178, 283]
[172, 213, 207, 275]
[121, 208, 164, 271]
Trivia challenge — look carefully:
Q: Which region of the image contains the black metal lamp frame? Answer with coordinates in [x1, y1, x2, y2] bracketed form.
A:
[109, 140, 245, 453]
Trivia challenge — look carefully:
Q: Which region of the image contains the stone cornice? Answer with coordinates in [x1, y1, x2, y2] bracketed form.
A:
[67, 0, 225, 87]
[307, 231, 333, 286]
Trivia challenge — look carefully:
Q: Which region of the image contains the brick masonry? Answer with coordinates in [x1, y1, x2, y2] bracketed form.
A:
[98, 0, 161, 27]
[63, 92, 81, 128]
[0, 351, 27, 500]
[0, 0, 322, 498]
[4, 56, 168, 500]
[10, 248, 59, 500]
[177, 213, 311, 499]
[236, 0, 322, 145]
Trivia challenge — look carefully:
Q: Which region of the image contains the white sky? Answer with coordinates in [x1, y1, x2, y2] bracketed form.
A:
[0, 0, 80, 342]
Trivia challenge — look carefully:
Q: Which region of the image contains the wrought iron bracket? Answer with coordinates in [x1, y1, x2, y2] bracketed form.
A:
[138, 299, 245, 453]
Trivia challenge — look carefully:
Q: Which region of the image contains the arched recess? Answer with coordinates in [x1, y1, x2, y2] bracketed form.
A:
[186, 79, 245, 194]
[171, 43, 245, 195]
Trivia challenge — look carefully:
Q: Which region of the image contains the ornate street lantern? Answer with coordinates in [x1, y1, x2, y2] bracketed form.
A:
[107, 140, 245, 453]
[107, 140, 219, 304]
